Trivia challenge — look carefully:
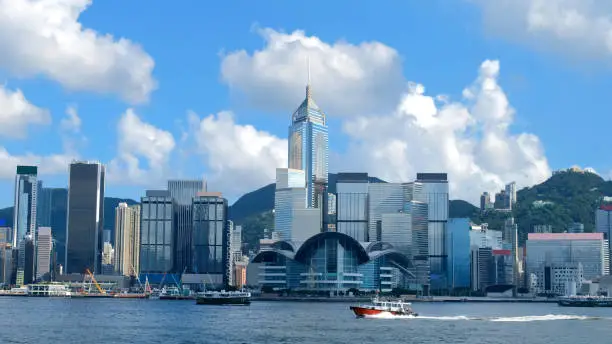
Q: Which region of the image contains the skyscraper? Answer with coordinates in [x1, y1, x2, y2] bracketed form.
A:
[66, 161, 105, 274]
[114, 203, 141, 276]
[192, 192, 229, 286]
[36, 227, 52, 280]
[287, 74, 329, 208]
[140, 190, 174, 274]
[168, 180, 205, 273]
[13, 166, 38, 248]
[415, 173, 449, 291]
[36, 184, 68, 268]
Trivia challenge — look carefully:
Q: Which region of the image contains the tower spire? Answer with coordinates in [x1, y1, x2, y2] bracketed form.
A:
[306, 56, 312, 99]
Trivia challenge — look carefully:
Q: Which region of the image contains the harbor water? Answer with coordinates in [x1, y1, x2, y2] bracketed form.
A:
[2, 298, 612, 343]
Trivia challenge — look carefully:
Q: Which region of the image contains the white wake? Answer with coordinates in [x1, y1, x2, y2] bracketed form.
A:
[367, 314, 604, 322]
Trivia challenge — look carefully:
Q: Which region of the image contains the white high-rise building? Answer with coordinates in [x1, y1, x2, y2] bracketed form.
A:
[36, 227, 52, 280]
[505, 182, 517, 207]
[114, 203, 141, 276]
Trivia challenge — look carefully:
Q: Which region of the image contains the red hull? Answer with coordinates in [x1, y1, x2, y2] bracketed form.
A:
[350, 306, 412, 317]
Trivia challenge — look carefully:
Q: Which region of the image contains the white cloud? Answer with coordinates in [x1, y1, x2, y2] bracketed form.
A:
[0, 147, 73, 179]
[342, 60, 551, 203]
[473, 0, 612, 60]
[0, 0, 156, 103]
[220, 27, 405, 116]
[61, 106, 81, 133]
[0, 85, 50, 139]
[188, 111, 287, 197]
[108, 109, 175, 185]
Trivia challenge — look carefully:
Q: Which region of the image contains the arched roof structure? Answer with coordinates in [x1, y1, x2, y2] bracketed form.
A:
[293, 232, 370, 264]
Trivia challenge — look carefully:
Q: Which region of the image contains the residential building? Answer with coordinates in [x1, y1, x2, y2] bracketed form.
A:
[66, 161, 105, 274]
[101, 242, 114, 275]
[526, 233, 609, 282]
[533, 224, 553, 234]
[415, 173, 449, 290]
[36, 227, 52, 280]
[192, 193, 229, 286]
[470, 224, 503, 249]
[597, 205, 612, 273]
[335, 173, 369, 242]
[568, 222, 584, 233]
[36, 185, 68, 268]
[168, 179, 206, 274]
[494, 190, 510, 210]
[140, 190, 174, 275]
[287, 74, 328, 208]
[505, 182, 517, 207]
[114, 203, 141, 276]
[446, 218, 471, 289]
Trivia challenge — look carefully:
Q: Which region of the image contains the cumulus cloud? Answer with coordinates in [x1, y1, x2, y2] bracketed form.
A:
[108, 109, 175, 185]
[220, 27, 405, 116]
[60, 105, 86, 154]
[188, 111, 287, 197]
[473, 0, 612, 60]
[0, 0, 156, 103]
[342, 60, 551, 203]
[0, 86, 50, 139]
[0, 148, 74, 179]
[61, 106, 81, 133]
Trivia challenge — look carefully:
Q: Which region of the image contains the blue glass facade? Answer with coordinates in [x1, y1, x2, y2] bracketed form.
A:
[140, 191, 174, 273]
[447, 218, 471, 289]
[288, 84, 329, 207]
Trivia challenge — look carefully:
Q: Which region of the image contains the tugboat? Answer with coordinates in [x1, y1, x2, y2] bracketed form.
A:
[350, 296, 418, 318]
[195, 290, 251, 305]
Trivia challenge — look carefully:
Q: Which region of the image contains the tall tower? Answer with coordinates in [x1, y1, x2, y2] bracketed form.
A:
[66, 161, 105, 274]
[13, 166, 38, 247]
[287, 64, 329, 208]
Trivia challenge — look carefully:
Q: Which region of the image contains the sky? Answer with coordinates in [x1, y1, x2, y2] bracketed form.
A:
[1, 0, 612, 207]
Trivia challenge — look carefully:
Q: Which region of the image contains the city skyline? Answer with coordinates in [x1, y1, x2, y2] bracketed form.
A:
[2, 1, 612, 207]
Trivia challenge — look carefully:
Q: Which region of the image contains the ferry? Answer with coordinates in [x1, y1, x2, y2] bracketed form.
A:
[558, 295, 612, 307]
[350, 297, 418, 318]
[195, 290, 251, 305]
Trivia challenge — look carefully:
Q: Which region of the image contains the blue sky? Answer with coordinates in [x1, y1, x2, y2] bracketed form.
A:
[1, 0, 611, 206]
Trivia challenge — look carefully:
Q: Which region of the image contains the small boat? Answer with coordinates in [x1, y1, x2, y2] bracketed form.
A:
[195, 290, 251, 305]
[159, 287, 194, 300]
[350, 297, 418, 318]
[558, 296, 612, 307]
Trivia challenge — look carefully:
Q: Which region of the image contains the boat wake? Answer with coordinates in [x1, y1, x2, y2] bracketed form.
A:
[413, 314, 605, 322]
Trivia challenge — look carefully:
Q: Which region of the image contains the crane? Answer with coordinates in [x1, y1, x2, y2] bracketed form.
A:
[85, 268, 106, 295]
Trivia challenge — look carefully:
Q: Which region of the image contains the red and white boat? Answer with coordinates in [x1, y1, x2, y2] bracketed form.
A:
[350, 297, 418, 318]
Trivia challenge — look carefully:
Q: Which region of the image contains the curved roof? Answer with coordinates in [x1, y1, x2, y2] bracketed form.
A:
[272, 241, 298, 252]
[365, 242, 395, 253]
[368, 249, 413, 268]
[294, 232, 370, 264]
[251, 249, 295, 263]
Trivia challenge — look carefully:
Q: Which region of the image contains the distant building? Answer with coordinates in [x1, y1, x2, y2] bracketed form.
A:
[494, 190, 510, 210]
[274, 168, 319, 242]
[14, 166, 38, 282]
[505, 182, 517, 207]
[533, 224, 553, 234]
[66, 161, 105, 274]
[0, 227, 11, 245]
[101, 242, 114, 275]
[139, 190, 174, 275]
[36, 227, 53, 280]
[568, 222, 584, 233]
[469, 224, 503, 249]
[526, 233, 609, 283]
[596, 205, 612, 274]
[368, 183, 405, 242]
[0, 244, 13, 285]
[17, 235, 35, 285]
[114, 203, 141, 276]
[336, 173, 369, 241]
[480, 192, 491, 211]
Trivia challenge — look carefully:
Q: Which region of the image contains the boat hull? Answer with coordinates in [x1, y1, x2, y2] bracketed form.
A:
[350, 306, 417, 318]
[196, 297, 251, 305]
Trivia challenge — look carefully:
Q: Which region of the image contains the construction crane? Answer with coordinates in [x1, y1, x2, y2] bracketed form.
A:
[85, 269, 106, 295]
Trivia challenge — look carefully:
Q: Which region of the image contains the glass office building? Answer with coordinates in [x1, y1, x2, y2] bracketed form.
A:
[368, 183, 405, 242]
[37, 184, 68, 268]
[446, 218, 471, 289]
[288, 81, 329, 207]
[140, 190, 174, 273]
[13, 166, 38, 248]
[336, 173, 369, 242]
[168, 180, 205, 274]
[192, 194, 229, 286]
[66, 162, 105, 274]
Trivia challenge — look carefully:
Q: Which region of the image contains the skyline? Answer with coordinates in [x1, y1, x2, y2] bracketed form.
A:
[1, 0, 612, 206]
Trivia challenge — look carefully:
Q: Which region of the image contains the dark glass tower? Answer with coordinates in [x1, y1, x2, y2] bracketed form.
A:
[65, 162, 105, 274]
[37, 183, 68, 269]
[192, 194, 229, 286]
